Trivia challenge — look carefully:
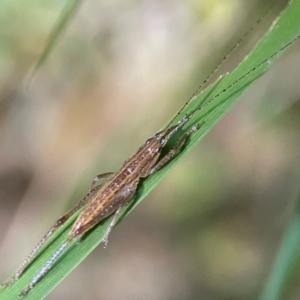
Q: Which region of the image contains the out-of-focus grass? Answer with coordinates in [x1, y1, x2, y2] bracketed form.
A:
[1, 0, 300, 299]
[259, 187, 300, 300]
[27, 0, 82, 81]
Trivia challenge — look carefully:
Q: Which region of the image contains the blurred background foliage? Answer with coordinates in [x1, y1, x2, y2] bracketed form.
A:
[0, 0, 300, 299]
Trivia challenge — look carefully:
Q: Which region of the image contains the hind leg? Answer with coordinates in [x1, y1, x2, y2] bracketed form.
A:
[1, 181, 107, 288]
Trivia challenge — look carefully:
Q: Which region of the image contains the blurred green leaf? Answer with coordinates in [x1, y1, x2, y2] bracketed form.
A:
[1, 0, 300, 299]
[26, 0, 82, 83]
[259, 189, 300, 300]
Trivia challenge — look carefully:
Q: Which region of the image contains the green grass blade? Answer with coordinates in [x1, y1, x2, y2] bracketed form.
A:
[26, 0, 82, 83]
[1, 0, 300, 299]
[259, 189, 300, 300]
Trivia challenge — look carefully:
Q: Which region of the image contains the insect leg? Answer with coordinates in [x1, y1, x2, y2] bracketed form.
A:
[20, 183, 137, 296]
[73, 185, 137, 248]
[1, 183, 105, 288]
[102, 205, 124, 247]
[150, 124, 201, 174]
[91, 172, 114, 189]
[102, 186, 137, 247]
[19, 237, 73, 297]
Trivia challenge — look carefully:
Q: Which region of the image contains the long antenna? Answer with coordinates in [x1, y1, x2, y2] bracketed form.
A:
[163, 0, 279, 133]
[184, 34, 300, 124]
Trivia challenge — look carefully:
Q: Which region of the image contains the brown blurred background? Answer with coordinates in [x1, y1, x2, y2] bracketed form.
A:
[1, 0, 300, 299]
